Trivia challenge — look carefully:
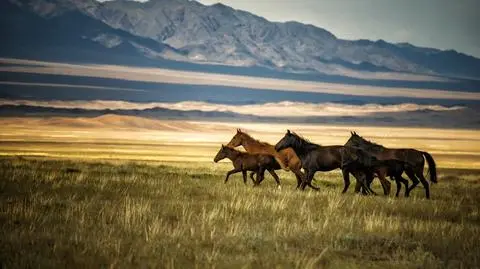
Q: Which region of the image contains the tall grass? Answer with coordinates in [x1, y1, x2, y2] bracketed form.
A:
[0, 157, 479, 268]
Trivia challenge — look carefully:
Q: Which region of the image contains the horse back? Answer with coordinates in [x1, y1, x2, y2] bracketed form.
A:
[385, 148, 425, 165]
[246, 142, 275, 155]
[235, 152, 278, 170]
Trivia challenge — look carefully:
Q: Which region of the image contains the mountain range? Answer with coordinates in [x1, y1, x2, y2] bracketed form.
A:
[2, 0, 480, 80]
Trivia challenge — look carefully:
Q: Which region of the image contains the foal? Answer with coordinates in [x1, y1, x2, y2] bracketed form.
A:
[342, 146, 410, 197]
[213, 145, 281, 187]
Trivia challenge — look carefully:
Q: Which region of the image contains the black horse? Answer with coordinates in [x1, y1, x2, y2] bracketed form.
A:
[345, 132, 437, 199]
[275, 130, 382, 192]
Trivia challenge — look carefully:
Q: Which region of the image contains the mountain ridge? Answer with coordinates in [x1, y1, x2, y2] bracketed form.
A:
[2, 0, 480, 79]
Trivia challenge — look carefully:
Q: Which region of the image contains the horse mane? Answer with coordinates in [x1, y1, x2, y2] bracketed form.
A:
[352, 133, 385, 152]
[290, 131, 321, 150]
[239, 130, 272, 147]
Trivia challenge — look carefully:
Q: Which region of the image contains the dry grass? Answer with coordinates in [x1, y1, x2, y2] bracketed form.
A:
[1, 157, 479, 268]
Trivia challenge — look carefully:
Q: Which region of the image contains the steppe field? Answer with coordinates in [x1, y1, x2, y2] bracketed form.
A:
[1, 116, 480, 268]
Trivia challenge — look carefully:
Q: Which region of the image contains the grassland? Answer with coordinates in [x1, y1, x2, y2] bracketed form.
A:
[1, 156, 479, 269]
[1, 116, 479, 268]
[1, 116, 479, 168]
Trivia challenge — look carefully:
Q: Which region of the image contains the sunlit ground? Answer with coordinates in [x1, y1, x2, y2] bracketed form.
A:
[0, 115, 478, 169]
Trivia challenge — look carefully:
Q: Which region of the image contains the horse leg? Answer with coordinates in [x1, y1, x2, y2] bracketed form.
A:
[395, 174, 409, 197]
[354, 180, 363, 194]
[255, 170, 266, 185]
[268, 169, 281, 188]
[256, 168, 266, 186]
[353, 171, 376, 195]
[362, 172, 376, 195]
[405, 169, 419, 197]
[242, 170, 247, 185]
[249, 171, 256, 184]
[341, 168, 351, 194]
[292, 169, 304, 189]
[289, 160, 309, 187]
[352, 172, 367, 195]
[350, 171, 368, 195]
[377, 173, 391, 196]
[392, 176, 401, 197]
[416, 169, 430, 199]
[361, 173, 377, 195]
[225, 168, 241, 184]
[302, 170, 315, 191]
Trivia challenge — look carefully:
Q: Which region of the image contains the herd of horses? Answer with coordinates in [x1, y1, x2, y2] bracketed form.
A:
[214, 129, 437, 199]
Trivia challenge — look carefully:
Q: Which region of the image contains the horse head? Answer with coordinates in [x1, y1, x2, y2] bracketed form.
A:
[214, 144, 228, 163]
[275, 130, 296, 151]
[226, 129, 246, 148]
[345, 131, 362, 147]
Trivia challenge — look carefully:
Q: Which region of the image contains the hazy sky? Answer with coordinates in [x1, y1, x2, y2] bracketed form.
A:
[193, 0, 480, 58]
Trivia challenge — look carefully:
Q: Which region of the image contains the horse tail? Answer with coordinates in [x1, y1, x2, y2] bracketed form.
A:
[421, 151, 437, 183]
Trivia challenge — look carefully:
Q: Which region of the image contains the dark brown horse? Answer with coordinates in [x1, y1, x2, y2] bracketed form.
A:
[213, 145, 281, 187]
[226, 129, 319, 190]
[345, 132, 437, 199]
[274, 130, 387, 192]
[342, 146, 411, 197]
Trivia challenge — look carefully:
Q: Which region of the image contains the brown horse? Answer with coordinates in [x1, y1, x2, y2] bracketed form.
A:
[345, 132, 437, 199]
[226, 129, 319, 190]
[213, 145, 281, 187]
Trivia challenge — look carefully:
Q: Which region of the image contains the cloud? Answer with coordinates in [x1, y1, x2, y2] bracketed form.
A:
[0, 99, 464, 117]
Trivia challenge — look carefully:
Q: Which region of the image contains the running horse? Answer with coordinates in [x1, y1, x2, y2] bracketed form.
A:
[226, 129, 319, 190]
[213, 145, 281, 187]
[342, 146, 411, 197]
[274, 130, 390, 192]
[345, 132, 437, 199]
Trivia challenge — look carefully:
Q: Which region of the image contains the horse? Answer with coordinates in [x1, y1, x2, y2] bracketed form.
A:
[274, 130, 388, 192]
[342, 146, 411, 197]
[226, 129, 319, 190]
[213, 145, 281, 187]
[345, 132, 437, 199]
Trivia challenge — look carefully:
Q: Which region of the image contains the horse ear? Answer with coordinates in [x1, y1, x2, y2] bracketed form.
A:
[221, 144, 225, 148]
[236, 129, 240, 133]
[287, 129, 291, 134]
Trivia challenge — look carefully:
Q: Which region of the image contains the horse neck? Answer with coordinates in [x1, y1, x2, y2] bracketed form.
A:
[225, 149, 241, 161]
[362, 141, 384, 152]
[241, 134, 265, 151]
[292, 139, 319, 158]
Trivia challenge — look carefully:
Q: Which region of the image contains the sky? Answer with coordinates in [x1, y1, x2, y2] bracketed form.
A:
[192, 0, 480, 58]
